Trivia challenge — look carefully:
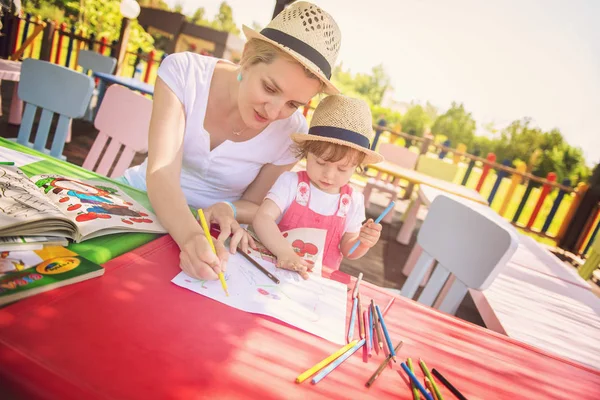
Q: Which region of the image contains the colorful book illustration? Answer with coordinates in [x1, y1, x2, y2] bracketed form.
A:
[0, 166, 166, 242]
[172, 227, 347, 344]
[0, 246, 104, 306]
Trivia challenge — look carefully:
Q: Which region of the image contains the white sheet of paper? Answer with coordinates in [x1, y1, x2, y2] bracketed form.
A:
[0, 147, 43, 167]
[171, 251, 348, 344]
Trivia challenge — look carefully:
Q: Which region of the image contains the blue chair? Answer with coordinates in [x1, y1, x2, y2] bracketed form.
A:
[16, 58, 94, 160]
[77, 50, 117, 121]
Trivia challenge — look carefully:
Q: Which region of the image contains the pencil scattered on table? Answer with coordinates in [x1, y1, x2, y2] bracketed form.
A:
[368, 306, 374, 355]
[358, 293, 365, 339]
[348, 297, 358, 343]
[348, 201, 395, 255]
[352, 272, 363, 298]
[375, 304, 395, 362]
[401, 362, 434, 400]
[296, 340, 358, 384]
[311, 339, 366, 384]
[406, 358, 421, 400]
[237, 246, 280, 284]
[365, 340, 403, 388]
[432, 368, 467, 400]
[425, 377, 438, 400]
[371, 300, 384, 350]
[197, 208, 229, 296]
[419, 359, 444, 400]
[363, 310, 371, 356]
[0, 161, 14, 165]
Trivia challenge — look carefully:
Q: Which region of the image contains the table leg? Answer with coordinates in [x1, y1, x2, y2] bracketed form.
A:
[8, 82, 23, 125]
[396, 196, 422, 245]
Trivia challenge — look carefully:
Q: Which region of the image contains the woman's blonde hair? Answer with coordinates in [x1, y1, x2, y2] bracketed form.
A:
[240, 39, 324, 91]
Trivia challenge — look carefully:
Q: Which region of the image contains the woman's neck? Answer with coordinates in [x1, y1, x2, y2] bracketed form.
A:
[214, 63, 246, 131]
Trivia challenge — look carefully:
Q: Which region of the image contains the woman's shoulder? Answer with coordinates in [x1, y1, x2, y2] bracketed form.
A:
[160, 52, 222, 76]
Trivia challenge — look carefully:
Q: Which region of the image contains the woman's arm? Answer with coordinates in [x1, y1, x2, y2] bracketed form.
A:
[146, 77, 227, 279]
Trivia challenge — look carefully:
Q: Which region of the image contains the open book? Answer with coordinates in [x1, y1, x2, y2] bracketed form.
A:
[0, 166, 166, 242]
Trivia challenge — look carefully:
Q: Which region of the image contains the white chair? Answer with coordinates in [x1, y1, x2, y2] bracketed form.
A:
[77, 50, 117, 122]
[362, 144, 419, 223]
[399, 195, 518, 315]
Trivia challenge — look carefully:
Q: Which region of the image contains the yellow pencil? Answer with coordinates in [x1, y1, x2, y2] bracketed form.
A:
[197, 209, 229, 297]
[295, 340, 358, 383]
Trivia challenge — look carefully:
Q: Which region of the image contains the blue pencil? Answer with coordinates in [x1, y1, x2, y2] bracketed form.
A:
[348, 201, 396, 255]
[375, 304, 395, 362]
[348, 297, 358, 343]
[311, 339, 366, 384]
[401, 362, 434, 400]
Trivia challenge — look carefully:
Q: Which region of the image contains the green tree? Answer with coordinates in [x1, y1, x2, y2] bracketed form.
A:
[210, 2, 240, 35]
[188, 7, 208, 25]
[431, 102, 476, 147]
[332, 63, 392, 106]
[401, 104, 432, 137]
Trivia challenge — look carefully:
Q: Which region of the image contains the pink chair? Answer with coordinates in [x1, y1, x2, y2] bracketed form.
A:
[82, 85, 152, 177]
[362, 143, 419, 223]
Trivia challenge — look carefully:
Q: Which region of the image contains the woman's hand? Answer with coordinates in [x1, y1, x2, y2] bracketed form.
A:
[204, 202, 255, 253]
[276, 250, 311, 280]
[178, 231, 229, 280]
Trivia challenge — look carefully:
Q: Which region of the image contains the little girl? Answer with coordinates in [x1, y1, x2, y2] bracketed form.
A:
[253, 95, 385, 279]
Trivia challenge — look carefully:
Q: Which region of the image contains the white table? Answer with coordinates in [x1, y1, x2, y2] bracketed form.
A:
[0, 59, 22, 125]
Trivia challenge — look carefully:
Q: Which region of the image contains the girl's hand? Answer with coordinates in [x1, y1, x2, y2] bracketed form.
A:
[276, 250, 312, 280]
[359, 218, 382, 248]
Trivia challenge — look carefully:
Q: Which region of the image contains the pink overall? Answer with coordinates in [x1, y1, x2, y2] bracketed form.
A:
[278, 171, 353, 270]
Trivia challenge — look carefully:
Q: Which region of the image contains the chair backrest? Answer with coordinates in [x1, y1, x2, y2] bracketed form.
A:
[378, 143, 419, 169]
[77, 50, 117, 75]
[401, 195, 518, 315]
[83, 84, 152, 177]
[17, 58, 94, 159]
[416, 155, 459, 182]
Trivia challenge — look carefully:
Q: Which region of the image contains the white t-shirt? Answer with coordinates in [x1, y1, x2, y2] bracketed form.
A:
[124, 53, 308, 209]
[266, 171, 366, 234]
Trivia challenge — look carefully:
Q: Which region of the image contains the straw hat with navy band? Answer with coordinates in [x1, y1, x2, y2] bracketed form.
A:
[242, 1, 341, 95]
[291, 95, 385, 165]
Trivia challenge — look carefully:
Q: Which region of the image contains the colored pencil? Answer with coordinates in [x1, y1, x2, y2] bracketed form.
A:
[311, 339, 366, 384]
[0, 162, 15, 165]
[365, 340, 404, 388]
[358, 294, 365, 339]
[363, 310, 371, 356]
[383, 295, 395, 315]
[432, 369, 467, 400]
[295, 340, 359, 383]
[401, 362, 434, 400]
[237, 246, 280, 284]
[348, 297, 358, 343]
[348, 201, 395, 255]
[425, 377, 439, 400]
[352, 272, 363, 298]
[368, 305, 374, 353]
[419, 359, 444, 400]
[375, 304, 395, 362]
[198, 209, 229, 296]
[371, 300, 383, 350]
[407, 358, 421, 400]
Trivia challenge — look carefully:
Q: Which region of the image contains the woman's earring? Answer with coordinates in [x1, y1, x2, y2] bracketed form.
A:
[237, 72, 242, 82]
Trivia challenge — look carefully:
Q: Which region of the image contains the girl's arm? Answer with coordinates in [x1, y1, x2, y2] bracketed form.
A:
[253, 199, 310, 279]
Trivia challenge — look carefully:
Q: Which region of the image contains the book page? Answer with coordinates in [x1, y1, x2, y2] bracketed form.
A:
[0, 167, 67, 233]
[172, 249, 347, 344]
[31, 175, 165, 240]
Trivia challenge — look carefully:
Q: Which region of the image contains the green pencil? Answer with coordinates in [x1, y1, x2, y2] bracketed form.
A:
[0, 162, 15, 165]
[419, 359, 444, 400]
[406, 358, 421, 400]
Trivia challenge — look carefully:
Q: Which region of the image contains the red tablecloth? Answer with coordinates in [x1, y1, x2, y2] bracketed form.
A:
[1, 235, 599, 399]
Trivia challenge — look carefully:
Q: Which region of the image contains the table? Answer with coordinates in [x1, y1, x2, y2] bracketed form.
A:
[0, 234, 599, 399]
[0, 59, 23, 125]
[0, 137, 161, 264]
[396, 183, 487, 244]
[400, 187, 600, 369]
[93, 71, 154, 112]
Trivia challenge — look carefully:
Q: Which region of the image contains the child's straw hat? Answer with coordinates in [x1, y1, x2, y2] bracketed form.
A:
[291, 95, 384, 164]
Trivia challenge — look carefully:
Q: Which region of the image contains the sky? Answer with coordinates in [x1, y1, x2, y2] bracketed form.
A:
[164, 0, 600, 166]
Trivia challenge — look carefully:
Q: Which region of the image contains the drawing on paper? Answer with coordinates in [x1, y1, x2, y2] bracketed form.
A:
[0, 168, 60, 217]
